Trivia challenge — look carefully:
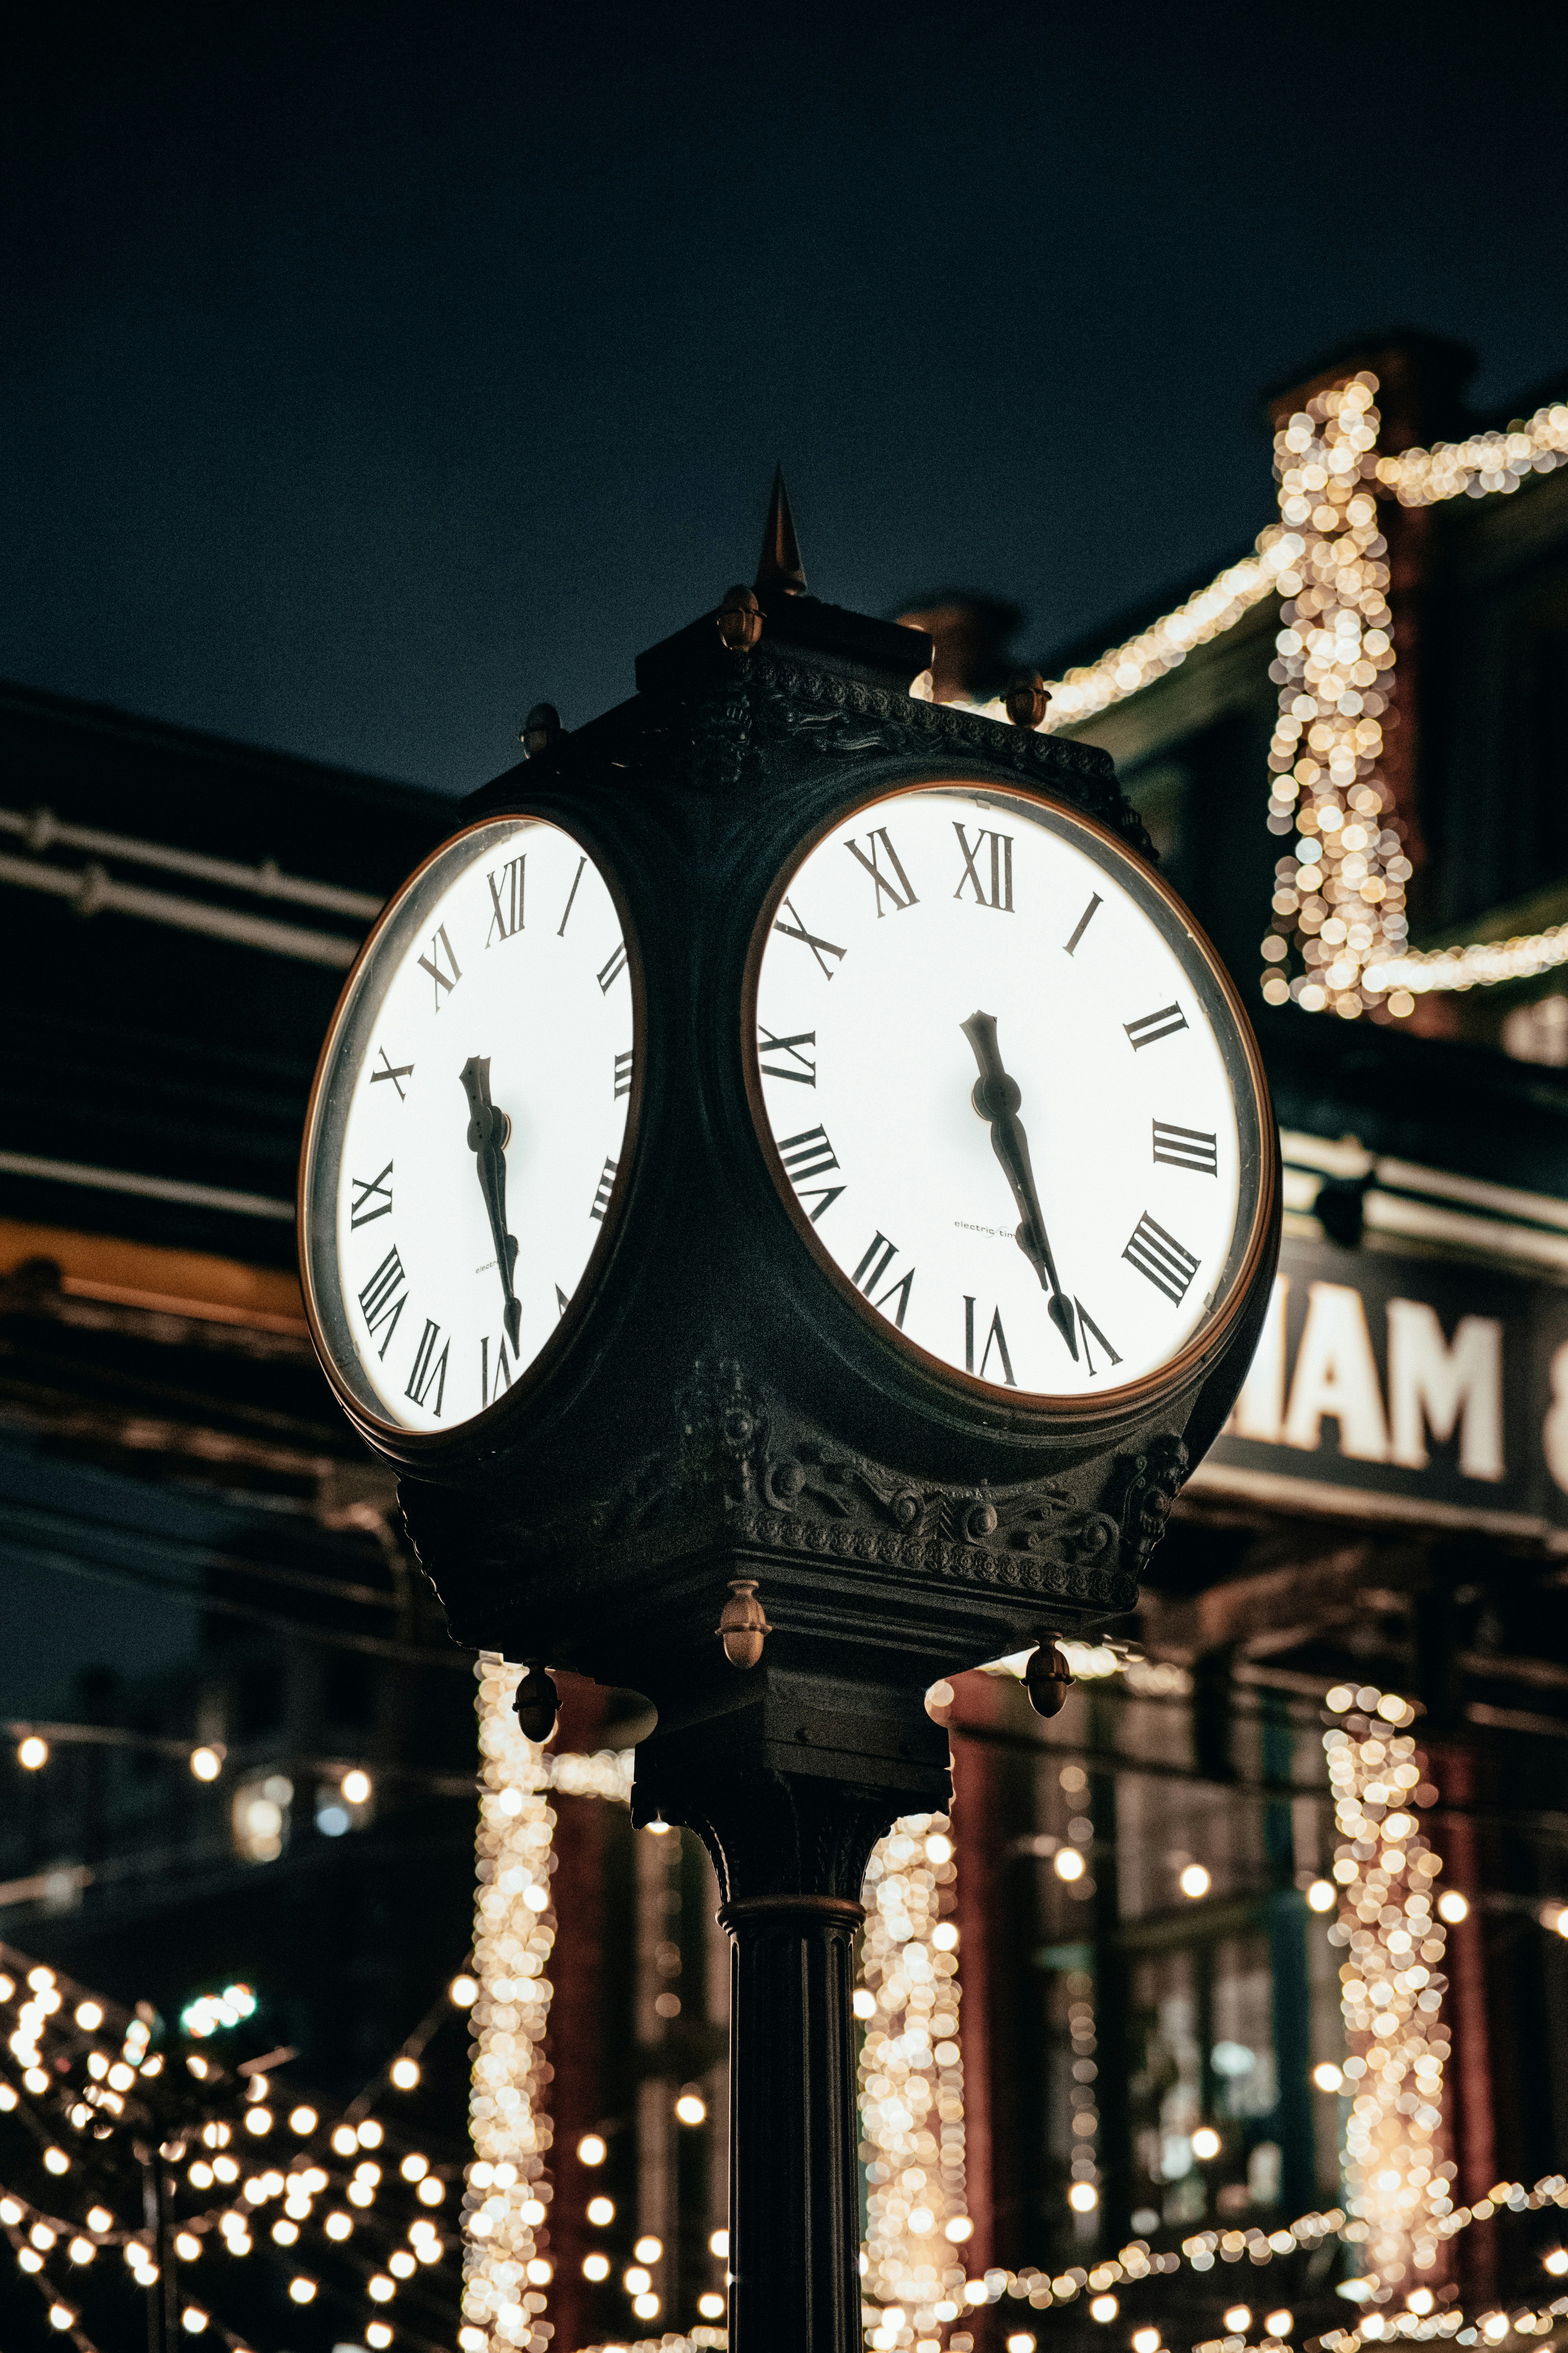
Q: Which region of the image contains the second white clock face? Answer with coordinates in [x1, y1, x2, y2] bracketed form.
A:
[750, 782, 1254, 1399]
[305, 816, 634, 1434]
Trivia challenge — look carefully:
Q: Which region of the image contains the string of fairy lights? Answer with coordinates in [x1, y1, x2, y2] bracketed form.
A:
[458, 1658, 560, 2353]
[1003, 388, 1568, 1021]
[1255, 376, 1406, 1020]
[950, 2172, 1568, 2348]
[13, 1657, 1568, 2353]
[857, 1813, 974, 2347]
[0, 1942, 458, 2350]
[846, 1666, 1568, 2353]
[1319, 1683, 1453, 2294]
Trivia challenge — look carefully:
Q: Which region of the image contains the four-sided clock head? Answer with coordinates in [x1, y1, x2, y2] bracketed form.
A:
[299, 815, 637, 1436]
[746, 778, 1270, 1408]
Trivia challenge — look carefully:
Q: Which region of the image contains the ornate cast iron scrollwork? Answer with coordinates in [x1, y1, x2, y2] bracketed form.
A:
[412, 1358, 1162, 1619]
[627, 647, 1154, 862]
[1114, 1432, 1191, 1580]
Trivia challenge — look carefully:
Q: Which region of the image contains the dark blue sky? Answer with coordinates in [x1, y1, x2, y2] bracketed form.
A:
[4, 2, 1566, 795]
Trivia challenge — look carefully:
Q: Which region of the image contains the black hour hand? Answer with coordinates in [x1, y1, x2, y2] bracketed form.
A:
[460, 1055, 522, 1356]
[960, 1010, 1078, 1362]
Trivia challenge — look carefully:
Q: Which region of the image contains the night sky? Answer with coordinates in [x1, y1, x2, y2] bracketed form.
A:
[4, 3, 1567, 795]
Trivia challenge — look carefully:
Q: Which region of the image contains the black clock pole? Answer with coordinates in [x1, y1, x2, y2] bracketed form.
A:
[341, 478, 1280, 2353]
[632, 1653, 951, 2351]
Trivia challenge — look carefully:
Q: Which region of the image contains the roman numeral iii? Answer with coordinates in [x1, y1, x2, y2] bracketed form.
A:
[349, 1160, 393, 1228]
[614, 1049, 634, 1099]
[952, 823, 1014, 912]
[844, 827, 919, 917]
[1152, 1119, 1218, 1175]
[1124, 1003, 1188, 1050]
[1122, 1212, 1200, 1306]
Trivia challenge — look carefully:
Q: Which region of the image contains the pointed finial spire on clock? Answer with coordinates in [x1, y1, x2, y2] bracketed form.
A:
[755, 465, 807, 597]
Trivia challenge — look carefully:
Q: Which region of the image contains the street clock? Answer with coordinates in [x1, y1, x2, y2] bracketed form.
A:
[298, 484, 1280, 2353]
[301, 815, 639, 1437]
[747, 777, 1270, 1412]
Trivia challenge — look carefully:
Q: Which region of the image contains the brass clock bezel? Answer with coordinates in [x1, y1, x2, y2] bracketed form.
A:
[297, 809, 646, 1458]
[740, 773, 1279, 1431]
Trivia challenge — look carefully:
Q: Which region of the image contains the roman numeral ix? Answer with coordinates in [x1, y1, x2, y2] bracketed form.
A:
[758, 1025, 817, 1085]
[845, 827, 919, 917]
[349, 1160, 393, 1228]
[357, 1247, 408, 1360]
[1122, 1212, 1200, 1306]
[1152, 1119, 1218, 1175]
[953, 823, 1014, 912]
[417, 923, 462, 1010]
[1124, 1003, 1188, 1050]
[406, 1319, 450, 1415]
[852, 1232, 914, 1328]
[485, 855, 525, 945]
[777, 1126, 845, 1222]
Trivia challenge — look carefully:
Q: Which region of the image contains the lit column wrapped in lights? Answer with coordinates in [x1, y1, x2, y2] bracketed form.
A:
[857, 1812, 973, 2350]
[460, 1657, 559, 2353]
[1322, 1682, 1456, 2297]
[1259, 374, 1411, 1022]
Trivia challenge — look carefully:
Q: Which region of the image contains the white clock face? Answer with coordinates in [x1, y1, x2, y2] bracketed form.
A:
[749, 782, 1262, 1401]
[303, 817, 635, 1433]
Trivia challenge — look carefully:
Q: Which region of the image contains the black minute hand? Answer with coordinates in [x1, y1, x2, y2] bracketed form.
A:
[460, 1055, 522, 1356]
[960, 1010, 1078, 1362]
